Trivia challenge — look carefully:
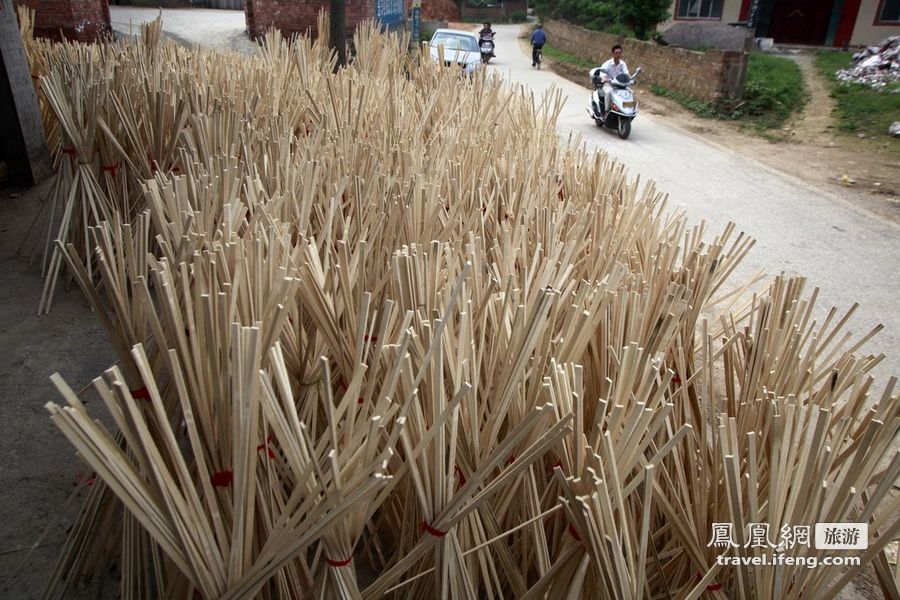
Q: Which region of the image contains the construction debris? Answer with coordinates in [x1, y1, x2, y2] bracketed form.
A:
[839, 35, 900, 90]
[18, 9, 900, 600]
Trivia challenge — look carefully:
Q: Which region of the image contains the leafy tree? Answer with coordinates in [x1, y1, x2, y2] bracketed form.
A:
[534, 0, 670, 40]
[618, 0, 671, 40]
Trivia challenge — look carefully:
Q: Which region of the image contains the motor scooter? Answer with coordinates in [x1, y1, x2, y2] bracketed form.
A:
[479, 31, 495, 64]
[587, 66, 643, 139]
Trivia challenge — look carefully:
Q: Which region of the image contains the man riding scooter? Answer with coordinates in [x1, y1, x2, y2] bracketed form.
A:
[599, 44, 629, 117]
[478, 22, 496, 61]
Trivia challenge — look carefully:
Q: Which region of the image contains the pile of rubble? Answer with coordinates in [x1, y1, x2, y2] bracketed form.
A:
[837, 36, 900, 91]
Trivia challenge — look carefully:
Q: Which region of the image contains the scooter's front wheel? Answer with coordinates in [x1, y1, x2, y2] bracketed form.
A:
[617, 117, 631, 140]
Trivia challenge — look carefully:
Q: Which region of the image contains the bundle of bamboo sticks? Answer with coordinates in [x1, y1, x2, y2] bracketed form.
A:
[27, 15, 898, 600]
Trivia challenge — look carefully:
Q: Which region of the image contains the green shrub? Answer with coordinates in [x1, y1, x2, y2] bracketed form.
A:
[815, 50, 900, 143]
[651, 52, 807, 132]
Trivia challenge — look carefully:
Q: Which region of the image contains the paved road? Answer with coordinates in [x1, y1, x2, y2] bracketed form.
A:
[110, 6, 254, 52]
[487, 23, 899, 387]
[107, 10, 899, 387]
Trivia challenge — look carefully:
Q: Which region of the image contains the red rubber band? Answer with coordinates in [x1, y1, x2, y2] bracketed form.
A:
[420, 521, 447, 538]
[211, 470, 233, 487]
[672, 374, 682, 385]
[31, 74, 40, 80]
[549, 460, 563, 473]
[61, 147, 76, 157]
[568, 524, 581, 541]
[363, 334, 378, 342]
[695, 573, 722, 592]
[257, 435, 276, 458]
[326, 556, 352, 567]
[74, 472, 97, 486]
[454, 465, 467, 487]
[357, 397, 364, 405]
[256, 442, 276, 459]
[101, 163, 119, 175]
[130, 386, 151, 400]
[505, 454, 516, 466]
[338, 380, 348, 391]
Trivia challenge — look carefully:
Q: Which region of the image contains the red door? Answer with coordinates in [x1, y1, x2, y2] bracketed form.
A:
[768, 0, 833, 45]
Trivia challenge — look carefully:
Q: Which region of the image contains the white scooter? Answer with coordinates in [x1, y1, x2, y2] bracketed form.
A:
[479, 32, 495, 64]
[587, 66, 642, 139]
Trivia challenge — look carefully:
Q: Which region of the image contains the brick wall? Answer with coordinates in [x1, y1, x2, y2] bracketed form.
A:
[14, 0, 110, 42]
[246, 0, 381, 41]
[422, 0, 457, 22]
[459, 5, 502, 20]
[543, 19, 747, 100]
[503, 0, 525, 15]
[459, 1, 526, 21]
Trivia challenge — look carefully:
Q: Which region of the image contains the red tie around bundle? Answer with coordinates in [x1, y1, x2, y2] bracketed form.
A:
[130, 386, 151, 401]
[211, 471, 233, 487]
[420, 521, 447, 538]
[326, 556, 353, 567]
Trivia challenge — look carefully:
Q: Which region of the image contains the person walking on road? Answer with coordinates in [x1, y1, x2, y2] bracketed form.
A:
[530, 24, 546, 68]
[599, 44, 629, 113]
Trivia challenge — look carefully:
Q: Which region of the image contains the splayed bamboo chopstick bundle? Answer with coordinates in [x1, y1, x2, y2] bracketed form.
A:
[28, 15, 899, 600]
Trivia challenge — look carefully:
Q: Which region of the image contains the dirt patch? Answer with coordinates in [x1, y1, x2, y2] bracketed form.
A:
[543, 48, 900, 226]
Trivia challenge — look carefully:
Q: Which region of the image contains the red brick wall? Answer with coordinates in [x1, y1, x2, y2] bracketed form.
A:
[13, 0, 110, 42]
[422, 0, 458, 22]
[246, 0, 380, 40]
[543, 19, 747, 100]
[459, 4, 502, 20]
[459, 1, 527, 21]
[503, 0, 526, 15]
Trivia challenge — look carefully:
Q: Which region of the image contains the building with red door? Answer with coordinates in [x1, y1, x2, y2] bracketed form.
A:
[662, 0, 900, 47]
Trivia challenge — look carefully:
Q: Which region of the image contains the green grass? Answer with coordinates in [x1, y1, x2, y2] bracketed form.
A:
[652, 52, 807, 134]
[541, 44, 595, 69]
[815, 50, 900, 140]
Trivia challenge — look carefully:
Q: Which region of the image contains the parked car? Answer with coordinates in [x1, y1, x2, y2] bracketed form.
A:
[428, 29, 482, 74]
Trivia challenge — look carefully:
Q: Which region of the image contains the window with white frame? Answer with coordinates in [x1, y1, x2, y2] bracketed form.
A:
[676, 0, 724, 19]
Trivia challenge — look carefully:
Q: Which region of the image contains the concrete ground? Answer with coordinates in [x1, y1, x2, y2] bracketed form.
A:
[0, 10, 896, 599]
[109, 5, 256, 53]
[0, 181, 117, 599]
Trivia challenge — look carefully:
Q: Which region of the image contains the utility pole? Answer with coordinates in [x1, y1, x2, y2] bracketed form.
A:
[329, 0, 346, 67]
[0, 0, 52, 186]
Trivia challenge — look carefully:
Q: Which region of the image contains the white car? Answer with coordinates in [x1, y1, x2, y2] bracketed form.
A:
[428, 29, 482, 74]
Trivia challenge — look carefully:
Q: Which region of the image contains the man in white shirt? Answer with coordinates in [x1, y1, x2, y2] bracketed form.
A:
[599, 44, 629, 114]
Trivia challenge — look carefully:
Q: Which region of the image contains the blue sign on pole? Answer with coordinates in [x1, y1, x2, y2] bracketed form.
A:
[411, 2, 422, 46]
[376, 0, 404, 27]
